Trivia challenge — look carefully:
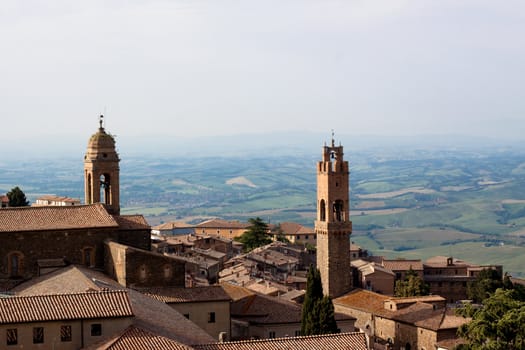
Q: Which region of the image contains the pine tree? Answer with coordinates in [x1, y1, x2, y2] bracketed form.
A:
[234, 217, 272, 252]
[7, 186, 29, 207]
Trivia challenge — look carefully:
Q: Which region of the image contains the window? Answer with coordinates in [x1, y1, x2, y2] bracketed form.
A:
[33, 327, 44, 344]
[91, 324, 102, 336]
[82, 247, 94, 267]
[8, 252, 23, 278]
[269, 331, 276, 338]
[305, 235, 309, 240]
[61, 325, 72, 342]
[208, 312, 216, 323]
[183, 314, 190, 319]
[6, 329, 17, 346]
[294, 330, 301, 337]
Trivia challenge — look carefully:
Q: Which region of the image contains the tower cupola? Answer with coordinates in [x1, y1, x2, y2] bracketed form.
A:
[84, 115, 120, 215]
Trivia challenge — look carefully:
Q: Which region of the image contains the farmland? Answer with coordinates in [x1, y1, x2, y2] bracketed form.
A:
[2, 144, 525, 276]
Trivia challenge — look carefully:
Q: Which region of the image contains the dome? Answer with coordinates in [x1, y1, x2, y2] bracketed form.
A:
[84, 117, 120, 162]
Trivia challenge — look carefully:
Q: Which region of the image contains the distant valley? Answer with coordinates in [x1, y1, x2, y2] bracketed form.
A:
[2, 144, 525, 277]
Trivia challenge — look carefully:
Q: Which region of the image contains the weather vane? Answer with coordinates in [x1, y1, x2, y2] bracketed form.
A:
[99, 114, 104, 129]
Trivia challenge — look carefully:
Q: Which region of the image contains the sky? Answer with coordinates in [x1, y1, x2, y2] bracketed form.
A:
[1, 0, 524, 156]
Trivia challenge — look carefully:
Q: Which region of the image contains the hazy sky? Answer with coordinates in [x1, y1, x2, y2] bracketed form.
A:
[2, 0, 524, 148]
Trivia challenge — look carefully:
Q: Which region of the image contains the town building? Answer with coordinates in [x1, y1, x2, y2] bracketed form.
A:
[195, 219, 249, 239]
[33, 195, 81, 206]
[137, 286, 231, 341]
[272, 222, 316, 246]
[334, 289, 468, 350]
[0, 290, 133, 349]
[221, 282, 357, 341]
[423, 256, 503, 303]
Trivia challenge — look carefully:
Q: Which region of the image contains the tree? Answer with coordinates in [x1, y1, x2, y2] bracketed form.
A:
[301, 266, 339, 335]
[234, 217, 272, 252]
[467, 268, 503, 303]
[457, 288, 525, 349]
[7, 186, 29, 207]
[394, 267, 429, 297]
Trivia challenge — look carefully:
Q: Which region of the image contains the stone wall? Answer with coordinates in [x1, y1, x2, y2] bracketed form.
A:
[104, 241, 185, 288]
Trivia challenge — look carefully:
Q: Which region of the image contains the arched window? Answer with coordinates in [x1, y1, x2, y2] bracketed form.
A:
[333, 200, 344, 222]
[86, 173, 92, 204]
[320, 199, 326, 221]
[100, 174, 111, 205]
[8, 252, 24, 278]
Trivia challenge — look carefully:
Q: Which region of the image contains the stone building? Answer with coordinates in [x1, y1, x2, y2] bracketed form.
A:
[334, 289, 468, 350]
[0, 290, 134, 349]
[315, 137, 353, 298]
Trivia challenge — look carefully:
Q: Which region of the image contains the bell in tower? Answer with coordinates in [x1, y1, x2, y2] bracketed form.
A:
[84, 115, 120, 215]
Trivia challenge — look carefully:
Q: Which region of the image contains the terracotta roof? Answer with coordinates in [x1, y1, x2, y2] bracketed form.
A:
[137, 286, 231, 303]
[424, 256, 471, 268]
[222, 283, 352, 325]
[194, 332, 368, 350]
[114, 214, 150, 230]
[153, 222, 192, 230]
[0, 290, 133, 324]
[277, 222, 314, 235]
[0, 195, 8, 202]
[196, 219, 249, 229]
[334, 289, 391, 314]
[87, 326, 194, 350]
[220, 282, 254, 301]
[12, 265, 215, 345]
[0, 203, 118, 232]
[382, 259, 423, 271]
[335, 289, 468, 332]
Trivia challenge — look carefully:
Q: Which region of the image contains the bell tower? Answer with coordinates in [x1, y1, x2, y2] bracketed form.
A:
[315, 135, 352, 298]
[84, 115, 120, 215]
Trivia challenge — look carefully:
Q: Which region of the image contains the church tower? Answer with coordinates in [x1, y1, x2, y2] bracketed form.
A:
[315, 136, 352, 298]
[84, 115, 120, 215]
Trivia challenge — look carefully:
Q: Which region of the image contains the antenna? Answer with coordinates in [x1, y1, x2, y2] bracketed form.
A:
[331, 129, 335, 147]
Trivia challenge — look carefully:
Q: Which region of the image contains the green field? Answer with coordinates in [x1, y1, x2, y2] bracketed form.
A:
[2, 146, 525, 276]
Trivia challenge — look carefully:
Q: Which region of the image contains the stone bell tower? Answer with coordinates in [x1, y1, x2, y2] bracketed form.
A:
[315, 135, 352, 298]
[84, 115, 120, 215]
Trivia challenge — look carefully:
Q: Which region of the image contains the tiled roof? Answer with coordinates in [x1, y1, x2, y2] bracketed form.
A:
[222, 283, 352, 325]
[114, 214, 150, 230]
[0, 203, 118, 232]
[220, 282, 254, 301]
[12, 266, 215, 345]
[0, 290, 132, 324]
[137, 286, 231, 303]
[196, 219, 249, 229]
[194, 332, 368, 350]
[88, 326, 195, 350]
[424, 256, 471, 268]
[153, 222, 192, 230]
[277, 222, 314, 235]
[382, 259, 423, 271]
[335, 289, 468, 332]
[334, 289, 391, 314]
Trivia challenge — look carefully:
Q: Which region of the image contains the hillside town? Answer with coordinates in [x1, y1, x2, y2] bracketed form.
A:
[0, 119, 523, 350]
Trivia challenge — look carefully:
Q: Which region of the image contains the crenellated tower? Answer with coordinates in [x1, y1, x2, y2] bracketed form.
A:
[84, 115, 120, 215]
[315, 136, 352, 298]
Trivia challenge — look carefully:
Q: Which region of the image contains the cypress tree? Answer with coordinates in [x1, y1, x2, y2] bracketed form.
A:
[301, 266, 339, 335]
